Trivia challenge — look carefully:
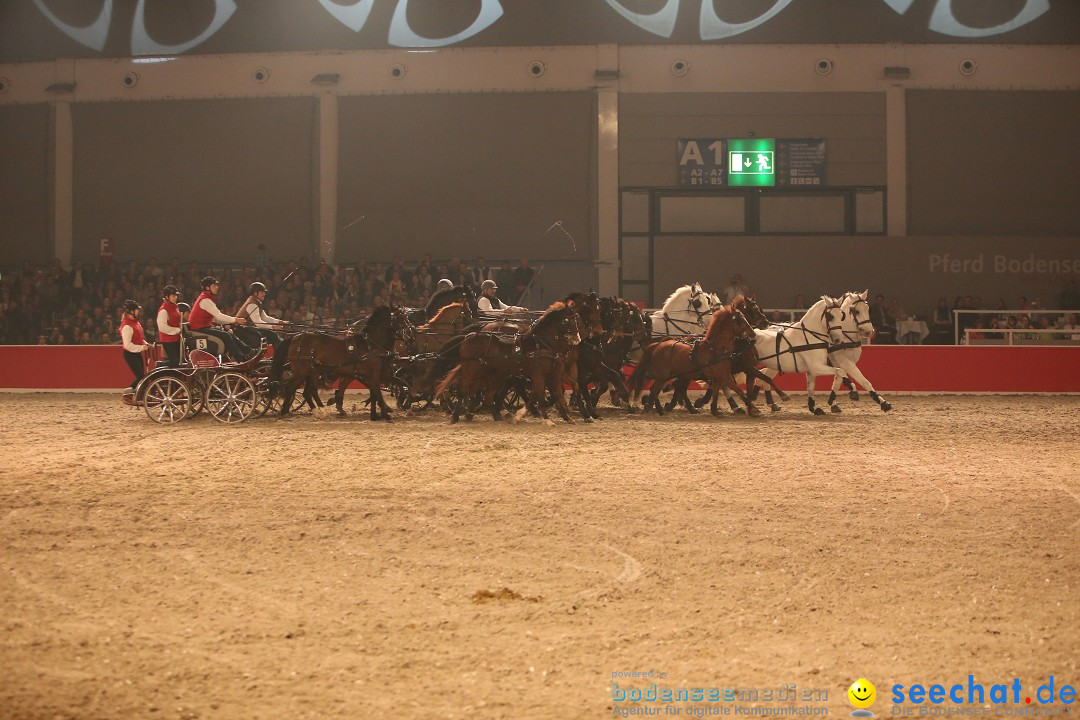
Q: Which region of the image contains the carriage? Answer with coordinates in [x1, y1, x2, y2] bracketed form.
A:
[128, 326, 275, 424]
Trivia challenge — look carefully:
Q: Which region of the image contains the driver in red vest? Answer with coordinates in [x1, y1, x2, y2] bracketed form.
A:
[119, 299, 149, 389]
[188, 276, 255, 361]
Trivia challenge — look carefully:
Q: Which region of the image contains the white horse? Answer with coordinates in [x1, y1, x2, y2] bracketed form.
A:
[649, 282, 720, 337]
[825, 290, 893, 413]
[750, 296, 847, 415]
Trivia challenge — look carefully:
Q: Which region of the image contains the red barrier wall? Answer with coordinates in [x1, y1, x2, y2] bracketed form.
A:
[1, 345, 1078, 392]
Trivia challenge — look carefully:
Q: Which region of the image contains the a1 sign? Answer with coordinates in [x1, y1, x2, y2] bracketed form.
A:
[727, 138, 776, 187]
[677, 138, 724, 186]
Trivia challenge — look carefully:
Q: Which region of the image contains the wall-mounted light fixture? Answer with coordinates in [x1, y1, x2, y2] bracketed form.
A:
[310, 73, 340, 86]
[884, 66, 911, 79]
[594, 69, 619, 81]
[46, 82, 76, 94]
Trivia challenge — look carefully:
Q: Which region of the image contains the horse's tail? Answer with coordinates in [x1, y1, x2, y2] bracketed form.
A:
[435, 364, 463, 400]
[627, 342, 656, 399]
[265, 334, 291, 386]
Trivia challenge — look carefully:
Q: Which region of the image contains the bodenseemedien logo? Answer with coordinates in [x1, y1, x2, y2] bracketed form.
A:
[849, 678, 877, 717]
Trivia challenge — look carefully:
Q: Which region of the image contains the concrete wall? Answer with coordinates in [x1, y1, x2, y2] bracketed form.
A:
[336, 92, 594, 264]
[71, 98, 316, 263]
[907, 90, 1080, 236]
[0, 104, 50, 264]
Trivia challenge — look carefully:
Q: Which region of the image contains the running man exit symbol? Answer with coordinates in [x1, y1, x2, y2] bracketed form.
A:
[730, 151, 774, 174]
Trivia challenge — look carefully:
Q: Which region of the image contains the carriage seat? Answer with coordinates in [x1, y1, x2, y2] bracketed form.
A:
[185, 329, 227, 358]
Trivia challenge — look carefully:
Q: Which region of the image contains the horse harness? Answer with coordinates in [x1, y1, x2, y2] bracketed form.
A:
[756, 307, 843, 372]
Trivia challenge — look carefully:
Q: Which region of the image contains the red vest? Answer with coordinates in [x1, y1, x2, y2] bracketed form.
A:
[188, 290, 216, 331]
[120, 316, 145, 348]
[158, 300, 181, 342]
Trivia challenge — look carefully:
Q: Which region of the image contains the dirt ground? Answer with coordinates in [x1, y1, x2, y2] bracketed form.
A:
[1, 393, 1078, 720]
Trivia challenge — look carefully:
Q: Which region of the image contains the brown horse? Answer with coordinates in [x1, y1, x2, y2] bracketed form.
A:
[270, 305, 402, 420]
[414, 301, 474, 354]
[629, 296, 760, 417]
[436, 302, 582, 423]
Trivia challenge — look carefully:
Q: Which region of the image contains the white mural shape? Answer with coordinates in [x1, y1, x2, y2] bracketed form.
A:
[31, 0, 113, 51]
[928, 0, 1050, 38]
[317, 0, 375, 33]
[131, 0, 237, 55]
[388, 0, 504, 47]
[603, 0, 679, 39]
[700, 0, 796, 40]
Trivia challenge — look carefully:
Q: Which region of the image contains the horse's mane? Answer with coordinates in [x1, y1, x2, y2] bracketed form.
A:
[659, 284, 696, 312]
[425, 285, 464, 316]
[525, 301, 568, 336]
[365, 305, 392, 329]
[423, 301, 464, 327]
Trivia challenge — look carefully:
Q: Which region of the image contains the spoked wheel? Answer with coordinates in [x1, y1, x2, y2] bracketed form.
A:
[206, 372, 257, 423]
[186, 379, 206, 418]
[500, 381, 527, 412]
[142, 375, 191, 424]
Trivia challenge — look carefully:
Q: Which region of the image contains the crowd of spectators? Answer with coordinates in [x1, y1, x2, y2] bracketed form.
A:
[872, 285, 1080, 344]
[0, 251, 538, 345]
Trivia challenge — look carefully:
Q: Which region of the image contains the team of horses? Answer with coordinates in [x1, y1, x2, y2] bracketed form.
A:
[265, 283, 892, 422]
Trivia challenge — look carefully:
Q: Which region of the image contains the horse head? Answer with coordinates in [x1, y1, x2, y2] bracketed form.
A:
[842, 290, 874, 339]
[526, 302, 581, 349]
[821, 295, 847, 345]
[739, 295, 770, 329]
[565, 291, 604, 338]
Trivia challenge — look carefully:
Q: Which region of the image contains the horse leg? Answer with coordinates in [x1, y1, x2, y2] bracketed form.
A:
[549, 373, 574, 423]
[693, 388, 713, 409]
[826, 370, 845, 413]
[843, 374, 860, 401]
[806, 372, 826, 415]
[487, 384, 501, 421]
[279, 375, 303, 415]
[719, 369, 760, 417]
[840, 360, 892, 412]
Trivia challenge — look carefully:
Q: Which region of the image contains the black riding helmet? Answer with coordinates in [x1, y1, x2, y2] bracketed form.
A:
[162, 284, 179, 297]
[201, 276, 218, 289]
[122, 299, 141, 314]
[249, 281, 267, 294]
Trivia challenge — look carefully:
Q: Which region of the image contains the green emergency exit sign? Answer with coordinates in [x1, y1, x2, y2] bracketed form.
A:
[727, 138, 775, 187]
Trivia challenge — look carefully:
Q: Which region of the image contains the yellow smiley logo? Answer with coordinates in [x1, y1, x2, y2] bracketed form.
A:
[848, 678, 876, 709]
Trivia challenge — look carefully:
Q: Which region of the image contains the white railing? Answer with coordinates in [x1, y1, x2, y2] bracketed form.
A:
[963, 328, 1080, 346]
[953, 309, 1079, 345]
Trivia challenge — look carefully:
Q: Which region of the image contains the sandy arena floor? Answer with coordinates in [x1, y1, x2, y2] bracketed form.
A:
[1, 393, 1078, 719]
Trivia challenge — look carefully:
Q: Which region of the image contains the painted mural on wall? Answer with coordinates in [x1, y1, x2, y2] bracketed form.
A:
[3, 0, 1075, 62]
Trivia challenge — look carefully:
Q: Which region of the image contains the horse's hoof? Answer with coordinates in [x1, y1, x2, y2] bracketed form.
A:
[831, 405, 842, 413]
[734, 407, 746, 415]
[849, 391, 860, 401]
[450, 416, 460, 424]
[778, 392, 791, 402]
[881, 402, 893, 412]
[746, 405, 762, 417]
[813, 407, 826, 416]
[770, 403, 782, 412]
[626, 406, 638, 414]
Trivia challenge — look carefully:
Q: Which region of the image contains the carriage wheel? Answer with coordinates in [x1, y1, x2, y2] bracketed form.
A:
[206, 372, 257, 423]
[500, 382, 526, 412]
[142, 376, 191, 424]
[185, 377, 206, 418]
